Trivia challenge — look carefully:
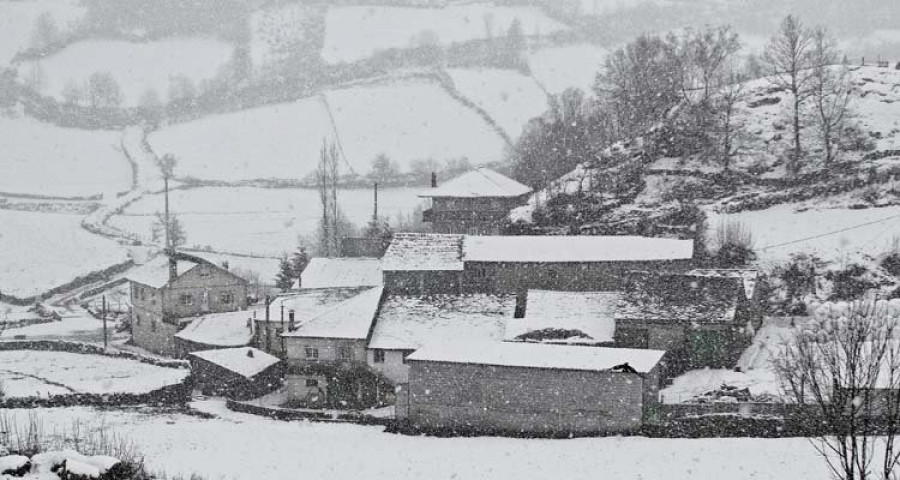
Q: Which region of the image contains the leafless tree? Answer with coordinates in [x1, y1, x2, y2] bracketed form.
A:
[809, 27, 854, 165]
[61, 80, 83, 106]
[764, 14, 815, 175]
[316, 139, 343, 257]
[713, 65, 748, 170]
[774, 299, 900, 480]
[87, 72, 122, 109]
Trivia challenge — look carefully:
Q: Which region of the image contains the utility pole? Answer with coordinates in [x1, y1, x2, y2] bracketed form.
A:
[102, 295, 108, 348]
[373, 182, 378, 224]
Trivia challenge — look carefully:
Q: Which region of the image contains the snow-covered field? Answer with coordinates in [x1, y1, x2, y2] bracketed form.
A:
[0, 115, 132, 198]
[0, 210, 130, 298]
[708, 203, 900, 264]
[447, 68, 548, 139]
[0, 402, 828, 480]
[18, 38, 233, 107]
[323, 2, 566, 64]
[527, 44, 607, 94]
[250, 2, 312, 71]
[0, 350, 187, 397]
[0, 0, 84, 66]
[325, 80, 508, 172]
[108, 186, 425, 256]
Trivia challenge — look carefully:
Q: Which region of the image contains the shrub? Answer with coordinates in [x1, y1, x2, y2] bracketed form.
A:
[826, 264, 880, 300]
[712, 218, 756, 267]
[882, 253, 900, 277]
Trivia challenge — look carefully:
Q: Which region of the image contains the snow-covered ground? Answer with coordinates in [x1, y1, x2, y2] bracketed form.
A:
[707, 203, 900, 265]
[249, 2, 312, 72]
[322, 2, 567, 64]
[108, 186, 425, 256]
[0, 210, 130, 298]
[0, 402, 828, 480]
[325, 79, 508, 173]
[0, 115, 132, 198]
[527, 44, 607, 94]
[447, 68, 549, 139]
[18, 38, 234, 107]
[0, 0, 85, 66]
[0, 350, 187, 397]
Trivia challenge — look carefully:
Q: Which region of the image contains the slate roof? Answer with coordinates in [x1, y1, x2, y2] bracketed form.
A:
[418, 167, 531, 198]
[686, 269, 760, 300]
[262, 287, 372, 324]
[283, 287, 383, 340]
[126, 256, 199, 289]
[300, 257, 383, 289]
[407, 341, 666, 374]
[175, 309, 260, 348]
[367, 294, 516, 350]
[381, 233, 465, 272]
[505, 290, 620, 344]
[617, 290, 737, 324]
[462, 235, 694, 263]
[190, 347, 280, 379]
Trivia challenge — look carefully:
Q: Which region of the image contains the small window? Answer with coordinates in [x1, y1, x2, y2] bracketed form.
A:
[339, 345, 353, 360]
[305, 379, 318, 387]
[199, 265, 211, 277]
[180, 294, 194, 306]
[305, 347, 319, 360]
[373, 349, 385, 363]
[221, 292, 234, 304]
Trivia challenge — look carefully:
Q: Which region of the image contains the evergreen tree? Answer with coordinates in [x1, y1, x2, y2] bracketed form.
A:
[275, 255, 293, 291]
[291, 248, 309, 281]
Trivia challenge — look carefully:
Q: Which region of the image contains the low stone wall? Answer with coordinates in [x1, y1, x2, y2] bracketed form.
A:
[225, 399, 391, 426]
[0, 340, 189, 369]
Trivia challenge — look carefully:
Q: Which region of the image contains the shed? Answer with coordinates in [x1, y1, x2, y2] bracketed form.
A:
[404, 341, 665, 435]
[188, 347, 283, 400]
[174, 309, 259, 356]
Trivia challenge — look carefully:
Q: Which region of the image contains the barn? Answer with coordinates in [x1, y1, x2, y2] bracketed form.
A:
[404, 341, 665, 435]
[189, 347, 283, 400]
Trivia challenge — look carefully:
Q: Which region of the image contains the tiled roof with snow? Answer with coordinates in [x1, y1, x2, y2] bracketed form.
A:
[189, 347, 280, 379]
[618, 291, 737, 324]
[418, 167, 531, 198]
[300, 257, 382, 289]
[262, 287, 372, 324]
[126, 256, 199, 289]
[407, 341, 666, 374]
[367, 294, 516, 350]
[686, 269, 760, 300]
[284, 287, 383, 339]
[381, 233, 464, 271]
[505, 290, 620, 344]
[175, 309, 260, 348]
[463, 235, 694, 263]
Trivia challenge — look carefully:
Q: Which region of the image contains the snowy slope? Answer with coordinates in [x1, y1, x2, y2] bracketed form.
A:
[0, 0, 84, 66]
[527, 43, 608, 94]
[18, 38, 234, 107]
[447, 68, 549, 139]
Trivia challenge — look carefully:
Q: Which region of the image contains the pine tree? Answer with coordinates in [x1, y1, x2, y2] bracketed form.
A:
[275, 255, 293, 291]
[290, 248, 309, 282]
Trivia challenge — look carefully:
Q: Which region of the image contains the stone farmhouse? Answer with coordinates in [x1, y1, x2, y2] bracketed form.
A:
[126, 252, 249, 356]
[420, 167, 531, 235]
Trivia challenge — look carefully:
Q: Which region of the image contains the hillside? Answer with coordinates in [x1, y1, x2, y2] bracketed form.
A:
[511, 65, 900, 266]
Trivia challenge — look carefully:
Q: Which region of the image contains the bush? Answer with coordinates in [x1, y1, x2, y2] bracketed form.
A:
[712, 218, 756, 267]
[882, 253, 900, 277]
[827, 264, 880, 300]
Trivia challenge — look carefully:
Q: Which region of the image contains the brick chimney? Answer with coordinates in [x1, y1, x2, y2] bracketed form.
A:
[288, 310, 296, 331]
[431, 172, 437, 188]
[168, 254, 178, 283]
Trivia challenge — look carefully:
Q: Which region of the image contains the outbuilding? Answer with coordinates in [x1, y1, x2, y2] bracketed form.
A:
[404, 341, 665, 435]
[188, 347, 283, 400]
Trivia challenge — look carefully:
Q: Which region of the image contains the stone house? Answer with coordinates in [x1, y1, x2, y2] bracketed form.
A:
[420, 168, 531, 235]
[127, 253, 248, 356]
[189, 347, 283, 400]
[403, 341, 666, 435]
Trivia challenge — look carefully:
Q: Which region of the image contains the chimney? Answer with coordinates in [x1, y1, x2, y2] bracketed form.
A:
[247, 349, 254, 358]
[514, 288, 527, 319]
[168, 255, 178, 283]
[288, 310, 296, 331]
[431, 172, 437, 188]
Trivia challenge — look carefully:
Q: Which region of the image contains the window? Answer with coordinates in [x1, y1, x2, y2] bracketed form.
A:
[199, 265, 211, 277]
[467, 226, 480, 236]
[373, 349, 385, 364]
[221, 292, 234, 304]
[305, 347, 319, 360]
[339, 345, 353, 361]
[179, 293, 194, 306]
[305, 379, 319, 387]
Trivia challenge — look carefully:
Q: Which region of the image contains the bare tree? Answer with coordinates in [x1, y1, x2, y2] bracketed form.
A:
[87, 72, 122, 109]
[316, 139, 343, 257]
[809, 28, 854, 165]
[29, 12, 59, 51]
[775, 299, 900, 480]
[714, 65, 748, 170]
[764, 14, 815, 175]
[61, 80, 83, 106]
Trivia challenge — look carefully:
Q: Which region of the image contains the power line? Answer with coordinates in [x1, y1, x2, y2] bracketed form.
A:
[758, 212, 900, 251]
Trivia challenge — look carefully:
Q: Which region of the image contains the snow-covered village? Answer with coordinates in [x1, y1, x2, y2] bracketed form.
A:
[4, 0, 900, 478]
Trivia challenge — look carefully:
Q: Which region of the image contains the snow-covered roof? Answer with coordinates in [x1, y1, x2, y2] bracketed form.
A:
[126, 256, 199, 288]
[407, 341, 666, 374]
[686, 269, 760, 300]
[300, 257, 382, 289]
[418, 167, 531, 198]
[505, 290, 620, 344]
[175, 309, 260, 348]
[189, 347, 281, 379]
[463, 235, 694, 263]
[382, 233, 464, 271]
[283, 287, 383, 339]
[367, 294, 515, 350]
[264, 287, 373, 323]
[618, 292, 737, 324]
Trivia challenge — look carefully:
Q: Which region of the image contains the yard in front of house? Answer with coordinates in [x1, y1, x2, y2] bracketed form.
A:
[0, 400, 829, 480]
